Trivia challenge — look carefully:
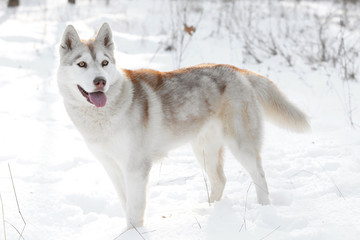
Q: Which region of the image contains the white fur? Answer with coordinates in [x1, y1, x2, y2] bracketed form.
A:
[57, 23, 309, 230]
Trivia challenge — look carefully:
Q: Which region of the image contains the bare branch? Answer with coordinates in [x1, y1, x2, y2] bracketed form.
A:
[131, 223, 146, 240]
[0, 194, 6, 240]
[8, 164, 26, 240]
[258, 225, 281, 240]
[239, 182, 252, 232]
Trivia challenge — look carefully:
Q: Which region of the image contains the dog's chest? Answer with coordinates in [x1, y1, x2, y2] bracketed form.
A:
[66, 105, 121, 140]
[87, 129, 132, 161]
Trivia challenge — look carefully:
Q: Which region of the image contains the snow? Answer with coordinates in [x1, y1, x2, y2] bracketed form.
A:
[0, 0, 360, 239]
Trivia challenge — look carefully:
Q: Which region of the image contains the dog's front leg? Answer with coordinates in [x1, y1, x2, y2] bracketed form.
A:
[124, 160, 151, 229]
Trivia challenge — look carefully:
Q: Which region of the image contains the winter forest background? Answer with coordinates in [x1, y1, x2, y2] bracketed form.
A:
[0, 0, 359, 239]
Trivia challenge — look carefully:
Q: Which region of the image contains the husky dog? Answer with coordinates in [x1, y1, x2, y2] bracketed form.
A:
[57, 23, 309, 229]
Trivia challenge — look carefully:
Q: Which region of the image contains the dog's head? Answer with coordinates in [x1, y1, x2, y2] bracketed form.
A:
[57, 23, 117, 108]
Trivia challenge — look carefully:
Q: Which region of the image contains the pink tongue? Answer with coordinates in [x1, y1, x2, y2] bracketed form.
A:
[89, 92, 107, 107]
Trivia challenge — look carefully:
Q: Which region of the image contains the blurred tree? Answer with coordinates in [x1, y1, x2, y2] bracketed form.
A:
[68, 0, 75, 4]
[8, 0, 19, 7]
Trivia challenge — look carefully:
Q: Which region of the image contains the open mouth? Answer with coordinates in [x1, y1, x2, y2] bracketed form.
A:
[77, 85, 107, 108]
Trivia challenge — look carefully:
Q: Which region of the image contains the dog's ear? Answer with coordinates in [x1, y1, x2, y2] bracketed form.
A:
[60, 25, 81, 53]
[95, 23, 114, 51]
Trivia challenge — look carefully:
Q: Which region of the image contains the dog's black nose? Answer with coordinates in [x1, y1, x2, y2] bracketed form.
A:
[93, 77, 106, 90]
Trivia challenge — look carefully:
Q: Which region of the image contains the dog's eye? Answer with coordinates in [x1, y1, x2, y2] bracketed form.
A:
[77, 61, 87, 68]
[102, 60, 109, 67]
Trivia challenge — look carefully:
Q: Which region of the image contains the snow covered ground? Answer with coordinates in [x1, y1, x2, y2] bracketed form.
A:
[0, 0, 359, 239]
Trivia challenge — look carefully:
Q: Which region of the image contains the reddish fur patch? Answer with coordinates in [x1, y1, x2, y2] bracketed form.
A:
[123, 69, 164, 90]
[165, 63, 217, 75]
[81, 39, 96, 57]
[104, 36, 109, 46]
[66, 38, 72, 50]
[124, 64, 242, 87]
[143, 98, 150, 127]
[237, 68, 268, 80]
[123, 69, 152, 127]
[218, 82, 226, 95]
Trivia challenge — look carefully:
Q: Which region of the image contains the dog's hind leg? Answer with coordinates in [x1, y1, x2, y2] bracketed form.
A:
[227, 143, 270, 205]
[225, 102, 270, 205]
[192, 121, 226, 203]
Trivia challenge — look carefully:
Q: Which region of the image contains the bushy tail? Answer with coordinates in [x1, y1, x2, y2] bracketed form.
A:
[246, 71, 310, 132]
